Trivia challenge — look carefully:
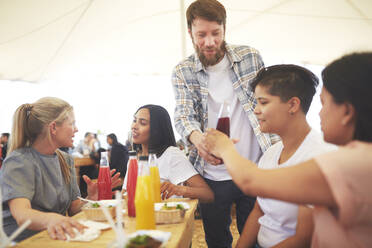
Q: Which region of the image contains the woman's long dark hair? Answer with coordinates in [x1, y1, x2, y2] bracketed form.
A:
[107, 133, 118, 145]
[133, 105, 177, 157]
[322, 52, 372, 142]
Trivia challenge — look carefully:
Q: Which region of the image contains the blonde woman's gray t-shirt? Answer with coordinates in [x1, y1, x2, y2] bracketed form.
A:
[0, 147, 80, 241]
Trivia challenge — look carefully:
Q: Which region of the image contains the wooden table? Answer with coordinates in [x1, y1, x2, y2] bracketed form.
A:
[73, 157, 96, 186]
[74, 157, 95, 167]
[16, 199, 198, 248]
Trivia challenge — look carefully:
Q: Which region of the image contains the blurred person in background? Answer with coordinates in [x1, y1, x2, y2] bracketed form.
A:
[74, 132, 100, 197]
[75, 132, 93, 157]
[1, 132, 9, 167]
[125, 131, 133, 151]
[107, 133, 129, 190]
[1, 132, 9, 159]
[90, 133, 101, 153]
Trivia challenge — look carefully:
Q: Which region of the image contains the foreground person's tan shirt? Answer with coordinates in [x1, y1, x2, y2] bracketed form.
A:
[312, 141, 372, 248]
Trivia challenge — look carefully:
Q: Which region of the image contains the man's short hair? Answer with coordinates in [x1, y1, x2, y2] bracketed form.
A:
[251, 65, 319, 114]
[186, 0, 226, 30]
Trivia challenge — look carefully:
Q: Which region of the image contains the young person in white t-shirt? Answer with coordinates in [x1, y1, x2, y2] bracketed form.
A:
[203, 52, 372, 248]
[217, 65, 336, 247]
[130, 104, 214, 203]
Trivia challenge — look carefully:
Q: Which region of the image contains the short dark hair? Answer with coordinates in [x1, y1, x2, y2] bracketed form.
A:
[1, 133, 9, 138]
[186, 0, 226, 30]
[84, 132, 91, 138]
[133, 105, 176, 157]
[107, 133, 118, 145]
[322, 52, 372, 142]
[251, 64, 319, 114]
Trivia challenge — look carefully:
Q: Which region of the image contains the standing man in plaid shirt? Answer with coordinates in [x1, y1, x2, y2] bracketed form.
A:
[171, 0, 278, 247]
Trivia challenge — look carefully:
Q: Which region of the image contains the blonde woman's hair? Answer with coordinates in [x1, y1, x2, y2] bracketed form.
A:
[8, 97, 74, 183]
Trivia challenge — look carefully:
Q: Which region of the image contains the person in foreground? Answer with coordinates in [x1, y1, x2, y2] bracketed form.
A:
[130, 104, 214, 202]
[204, 52, 372, 248]
[0, 97, 121, 242]
[237, 65, 336, 248]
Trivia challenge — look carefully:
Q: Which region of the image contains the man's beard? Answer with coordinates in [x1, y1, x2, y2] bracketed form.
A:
[195, 41, 226, 67]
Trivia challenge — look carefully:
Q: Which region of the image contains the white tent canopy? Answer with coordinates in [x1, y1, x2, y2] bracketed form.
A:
[0, 0, 371, 144]
[1, 0, 371, 83]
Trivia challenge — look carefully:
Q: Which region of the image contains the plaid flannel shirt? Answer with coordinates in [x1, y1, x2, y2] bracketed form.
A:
[172, 44, 280, 175]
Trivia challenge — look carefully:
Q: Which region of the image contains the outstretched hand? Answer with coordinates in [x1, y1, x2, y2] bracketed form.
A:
[83, 169, 122, 200]
[190, 131, 222, 165]
[202, 128, 236, 159]
[109, 169, 122, 189]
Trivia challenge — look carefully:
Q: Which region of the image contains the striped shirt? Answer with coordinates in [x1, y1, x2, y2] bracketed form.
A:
[171, 44, 279, 174]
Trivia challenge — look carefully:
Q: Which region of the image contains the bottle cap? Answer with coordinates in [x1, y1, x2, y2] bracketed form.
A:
[139, 155, 148, 161]
[128, 151, 137, 156]
[100, 151, 108, 166]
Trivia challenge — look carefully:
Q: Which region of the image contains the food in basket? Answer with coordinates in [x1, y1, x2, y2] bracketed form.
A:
[125, 234, 162, 248]
[155, 203, 186, 224]
[91, 202, 101, 208]
[160, 203, 184, 210]
[82, 202, 116, 221]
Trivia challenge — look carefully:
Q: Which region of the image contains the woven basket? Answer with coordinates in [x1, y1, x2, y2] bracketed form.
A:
[82, 206, 116, 222]
[155, 208, 185, 224]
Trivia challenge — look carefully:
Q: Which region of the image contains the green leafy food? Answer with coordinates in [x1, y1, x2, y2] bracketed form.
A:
[91, 202, 100, 208]
[129, 234, 148, 245]
[125, 234, 162, 248]
[176, 204, 184, 210]
[160, 203, 184, 210]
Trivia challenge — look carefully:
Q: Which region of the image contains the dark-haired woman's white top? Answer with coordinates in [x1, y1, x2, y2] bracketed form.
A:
[157, 146, 198, 185]
[0, 147, 80, 241]
[123, 146, 198, 192]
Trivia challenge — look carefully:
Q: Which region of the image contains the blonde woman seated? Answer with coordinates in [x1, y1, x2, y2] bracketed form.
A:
[127, 104, 214, 202]
[0, 97, 121, 241]
[203, 53, 372, 247]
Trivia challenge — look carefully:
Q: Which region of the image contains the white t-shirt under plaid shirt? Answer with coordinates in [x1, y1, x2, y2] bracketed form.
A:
[172, 43, 279, 175]
[204, 54, 262, 180]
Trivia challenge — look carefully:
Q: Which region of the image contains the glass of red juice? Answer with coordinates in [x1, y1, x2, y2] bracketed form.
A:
[216, 101, 230, 137]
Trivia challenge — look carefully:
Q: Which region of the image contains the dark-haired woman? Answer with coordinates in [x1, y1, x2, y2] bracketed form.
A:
[130, 104, 214, 203]
[204, 53, 372, 247]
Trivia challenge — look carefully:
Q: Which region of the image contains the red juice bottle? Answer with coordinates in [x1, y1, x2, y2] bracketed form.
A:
[126, 151, 138, 217]
[98, 151, 112, 200]
[216, 101, 231, 137]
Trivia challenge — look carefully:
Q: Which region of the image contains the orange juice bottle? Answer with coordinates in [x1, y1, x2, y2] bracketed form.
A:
[149, 153, 161, 202]
[134, 155, 155, 230]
